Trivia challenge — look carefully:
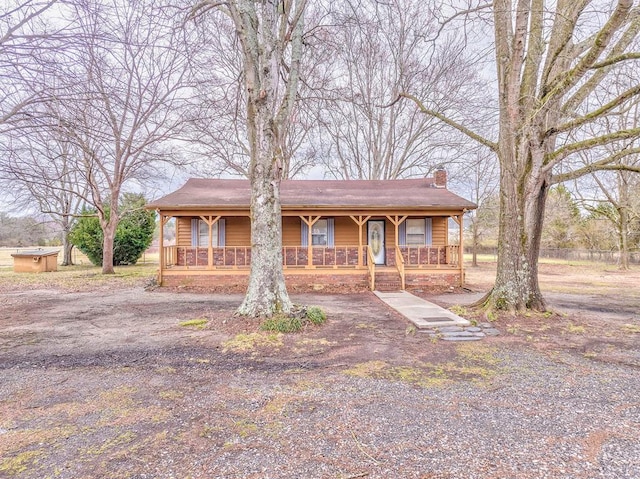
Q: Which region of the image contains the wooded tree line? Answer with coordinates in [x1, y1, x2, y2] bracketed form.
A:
[1, 0, 640, 314]
[472, 184, 640, 263]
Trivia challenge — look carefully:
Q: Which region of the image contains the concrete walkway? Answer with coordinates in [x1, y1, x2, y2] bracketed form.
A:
[374, 290, 470, 329]
[374, 291, 501, 341]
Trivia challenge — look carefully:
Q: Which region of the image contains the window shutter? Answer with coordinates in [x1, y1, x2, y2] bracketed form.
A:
[327, 218, 335, 247]
[218, 219, 225, 247]
[301, 220, 308, 247]
[191, 219, 198, 246]
[399, 220, 407, 246]
[425, 218, 433, 245]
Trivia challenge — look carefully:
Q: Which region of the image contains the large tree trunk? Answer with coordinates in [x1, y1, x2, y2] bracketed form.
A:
[60, 219, 74, 266]
[235, 58, 294, 316]
[101, 214, 118, 274]
[61, 232, 74, 266]
[618, 206, 630, 270]
[486, 163, 549, 311]
[237, 166, 291, 316]
[229, 0, 303, 317]
[236, 59, 292, 316]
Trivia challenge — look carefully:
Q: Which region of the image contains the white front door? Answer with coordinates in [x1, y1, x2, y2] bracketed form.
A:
[367, 220, 385, 265]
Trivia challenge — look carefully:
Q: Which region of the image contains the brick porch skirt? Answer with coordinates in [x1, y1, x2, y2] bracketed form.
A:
[160, 271, 461, 293]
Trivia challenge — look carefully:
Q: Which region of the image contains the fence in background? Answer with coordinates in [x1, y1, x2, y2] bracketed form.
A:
[469, 246, 640, 265]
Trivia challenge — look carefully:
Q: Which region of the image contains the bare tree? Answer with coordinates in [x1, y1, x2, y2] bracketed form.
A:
[26, 0, 196, 274]
[0, 1, 59, 125]
[568, 89, 640, 269]
[454, 150, 499, 266]
[0, 1, 85, 260]
[192, 0, 307, 316]
[575, 165, 640, 269]
[403, 0, 640, 311]
[0, 126, 88, 265]
[1, 0, 63, 120]
[317, 0, 487, 180]
[186, 2, 322, 181]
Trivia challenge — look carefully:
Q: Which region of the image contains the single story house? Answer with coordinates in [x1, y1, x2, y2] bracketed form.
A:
[146, 170, 477, 292]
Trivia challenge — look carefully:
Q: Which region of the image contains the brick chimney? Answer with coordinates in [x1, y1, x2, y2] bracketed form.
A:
[434, 167, 446, 188]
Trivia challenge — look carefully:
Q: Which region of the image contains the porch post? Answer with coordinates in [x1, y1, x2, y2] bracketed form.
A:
[385, 215, 408, 245]
[208, 218, 213, 269]
[349, 215, 371, 268]
[300, 215, 321, 268]
[358, 222, 363, 267]
[200, 215, 220, 270]
[158, 210, 164, 285]
[158, 212, 172, 285]
[459, 213, 465, 286]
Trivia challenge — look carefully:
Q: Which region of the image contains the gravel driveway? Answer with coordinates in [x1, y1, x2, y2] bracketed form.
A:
[1, 282, 639, 478]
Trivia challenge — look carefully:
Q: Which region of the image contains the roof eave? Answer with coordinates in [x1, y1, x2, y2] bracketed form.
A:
[147, 203, 476, 211]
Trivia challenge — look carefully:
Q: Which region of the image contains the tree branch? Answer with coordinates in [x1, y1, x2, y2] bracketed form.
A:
[562, 11, 640, 114]
[548, 83, 640, 137]
[398, 93, 497, 152]
[188, 1, 229, 22]
[0, 0, 58, 47]
[552, 162, 640, 184]
[550, 146, 640, 183]
[591, 51, 640, 68]
[542, 0, 634, 107]
[547, 128, 640, 165]
[433, 2, 492, 41]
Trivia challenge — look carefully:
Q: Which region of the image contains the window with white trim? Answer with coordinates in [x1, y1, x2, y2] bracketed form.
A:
[198, 220, 219, 247]
[311, 219, 328, 245]
[406, 219, 426, 245]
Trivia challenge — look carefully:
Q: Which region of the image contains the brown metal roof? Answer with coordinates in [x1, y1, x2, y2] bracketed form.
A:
[147, 178, 477, 211]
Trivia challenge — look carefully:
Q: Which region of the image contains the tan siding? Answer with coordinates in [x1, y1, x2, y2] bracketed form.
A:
[225, 216, 251, 246]
[334, 217, 359, 246]
[176, 213, 450, 247]
[176, 217, 192, 246]
[283, 217, 301, 246]
[284, 217, 360, 246]
[431, 217, 447, 245]
[384, 219, 397, 247]
[176, 216, 251, 246]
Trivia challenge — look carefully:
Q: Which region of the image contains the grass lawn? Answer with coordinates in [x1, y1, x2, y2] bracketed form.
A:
[0, 247, 159, 291]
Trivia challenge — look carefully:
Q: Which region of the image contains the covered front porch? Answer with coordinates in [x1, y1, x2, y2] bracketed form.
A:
[157, 212, 466, 291]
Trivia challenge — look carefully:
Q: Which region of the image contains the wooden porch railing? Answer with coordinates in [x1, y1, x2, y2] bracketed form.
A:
[447, 245, 460, 266]
[163, 245, 177, 267]
[394, 245, 405, 290]
[162, 244, 460, 271]
[399, 245, 460, 268]
[366, 246, 376, 290]
[283, 245, 363, 268]
[166, 245, 367, 269]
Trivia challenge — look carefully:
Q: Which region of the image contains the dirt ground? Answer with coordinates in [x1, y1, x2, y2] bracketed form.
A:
[0, 263, 639, 478]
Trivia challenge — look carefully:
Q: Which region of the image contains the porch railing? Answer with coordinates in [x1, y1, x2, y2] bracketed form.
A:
[398, 245, 460, 268]
[283, 245, 364, 268]
[162, 244, 460, 270]
[165, 245, 366, 269]
[163, 245, 177, 268]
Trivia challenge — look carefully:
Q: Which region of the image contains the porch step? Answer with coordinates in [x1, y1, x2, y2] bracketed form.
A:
[375, 282, 402, 292]
[374, 271, 402, 291]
